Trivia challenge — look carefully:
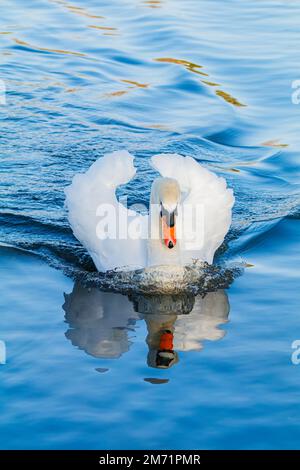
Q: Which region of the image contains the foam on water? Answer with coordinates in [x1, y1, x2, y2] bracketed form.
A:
[70, 261, 242, 295]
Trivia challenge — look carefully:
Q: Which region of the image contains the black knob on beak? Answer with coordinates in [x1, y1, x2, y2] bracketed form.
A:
[168, 241, 174, 249]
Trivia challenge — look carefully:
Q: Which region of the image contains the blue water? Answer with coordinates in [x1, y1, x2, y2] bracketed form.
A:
[1, 0, 300, 449]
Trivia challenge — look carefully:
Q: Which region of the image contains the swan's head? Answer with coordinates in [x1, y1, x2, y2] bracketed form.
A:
[156, 177, 180, 249]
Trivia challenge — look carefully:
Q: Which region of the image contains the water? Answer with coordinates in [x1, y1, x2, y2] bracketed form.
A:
[1, 0, 300, 449]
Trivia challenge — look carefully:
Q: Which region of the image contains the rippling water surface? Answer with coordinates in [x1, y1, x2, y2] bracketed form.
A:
[1, 0, 300, 449]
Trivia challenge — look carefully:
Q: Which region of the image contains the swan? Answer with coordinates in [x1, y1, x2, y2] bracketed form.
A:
[65, 151, 234, 272]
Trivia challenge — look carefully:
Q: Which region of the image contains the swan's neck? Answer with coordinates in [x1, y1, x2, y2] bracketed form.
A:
[148, 182, 181, 267]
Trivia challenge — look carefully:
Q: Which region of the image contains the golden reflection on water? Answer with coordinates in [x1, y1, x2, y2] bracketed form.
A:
[49, 0, 120, 37]
[209, 161, 265, 173]
[15, 77, 80, 95]
[88, 24, 118, 36]
[143, 0, 162, 8]
[228, 162, 259, 170]
[155, 57, 246, 108]
[104, 79, 150, 98]
[155, 57, 209, 77]
[147, 123, 172, 131]
[201, 79, 220, 87]
[105, 90, 129, 98]
[50, 0, 105, 19]
[215, 89, 246, 107]
[13, 38, 86, 57]
[50, 0, 120, 36]
[41, 77, 80, 95]
[208, 164, 241, 174]
[121, 79, 149, 88]
[65, 87, 79, 93]
[261, 139, 288, 148]
[89, 25, 117, 32]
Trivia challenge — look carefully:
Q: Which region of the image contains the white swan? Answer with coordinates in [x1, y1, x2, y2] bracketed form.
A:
[65, 151, 234, 272]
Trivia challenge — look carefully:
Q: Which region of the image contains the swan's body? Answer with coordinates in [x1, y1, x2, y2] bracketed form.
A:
[65, 151, 234, 272]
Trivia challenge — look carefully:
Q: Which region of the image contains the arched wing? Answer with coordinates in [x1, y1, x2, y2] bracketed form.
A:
[65, 151, 147, 271]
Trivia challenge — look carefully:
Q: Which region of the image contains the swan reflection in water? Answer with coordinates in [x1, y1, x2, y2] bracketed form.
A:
[63, 283, 229, 369]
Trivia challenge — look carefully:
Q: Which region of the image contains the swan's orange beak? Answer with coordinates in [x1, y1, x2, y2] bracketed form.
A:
[162, 215, 177, 249]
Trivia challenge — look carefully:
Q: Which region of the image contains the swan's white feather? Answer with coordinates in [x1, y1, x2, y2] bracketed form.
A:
[151, 153, 234, 264]
[65, 151, 234, 271]
[65, 151, 147, 271]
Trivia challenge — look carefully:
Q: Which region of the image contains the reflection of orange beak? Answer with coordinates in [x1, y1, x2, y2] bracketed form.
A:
[159, 330, 174, 351]
[162, 215, 177, 249]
